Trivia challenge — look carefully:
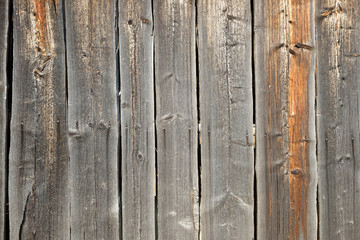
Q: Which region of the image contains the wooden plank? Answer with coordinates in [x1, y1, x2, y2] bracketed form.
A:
[64, 1, 119, 239]
[197, 0, 254, 239]
[154, 0, 199, 239]
[254, 0, 317, 238]
[119, 0, 155, 239]
[9, 0, 69, 238]
[316, 1, 360, 239]
[0, 0, 8, 237]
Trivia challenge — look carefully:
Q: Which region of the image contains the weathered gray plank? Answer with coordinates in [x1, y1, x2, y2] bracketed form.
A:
[317, 1, 360, 239]
[0, 0, 8, 237]
[65, 0, 119, 239]
[9, 0, 69, 238]
[154, 0, 199, 239]
[254, 0, 317, 238]
[119, 0, 155, 239]
[197, 0, 254, 239]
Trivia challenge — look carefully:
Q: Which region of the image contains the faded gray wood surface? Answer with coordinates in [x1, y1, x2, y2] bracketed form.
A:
[119, 0, 155, 239]
[317, 1, 360, 239]
[4, 1, 360, 239]
[197, 0, 254, 239]
[65, 0, 119, 239]
[10, 0, 70, 238]
[154, 0, 199, 239]
[0, 0, 8, 238]
[254, 0, 317, 238]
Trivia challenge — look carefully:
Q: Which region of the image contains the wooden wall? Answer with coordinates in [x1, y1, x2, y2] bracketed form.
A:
[0, 0, 359, 239]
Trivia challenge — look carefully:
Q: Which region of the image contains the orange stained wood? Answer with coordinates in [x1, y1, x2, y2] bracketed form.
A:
[33, 0, 57, 168]
[34, 0, 53, 54]
[288, 0, 312, 238]
[265, 0, 313, 238]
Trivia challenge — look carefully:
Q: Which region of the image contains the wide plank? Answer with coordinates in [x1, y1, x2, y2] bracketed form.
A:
[254, 0, 317, 238]
[197, 0, 254, 239]
[154, 0, 199, 239]
[119, 0, 155, 239]
[9, 0, 69, 238]
[64, 0, 119, 239]
[317, 1, 360, 239]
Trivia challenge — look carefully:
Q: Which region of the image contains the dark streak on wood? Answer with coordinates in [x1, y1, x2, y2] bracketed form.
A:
[18, 192, 30, 240]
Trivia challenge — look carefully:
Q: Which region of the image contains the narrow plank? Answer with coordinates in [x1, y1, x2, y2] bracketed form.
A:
[119, 0, 155, 239]
[317, 1, 360, 239]
[9, 0, 69, 238]
[197, 0, 254, 239]
[154, 0, 199, 239]
[64, 0, 119, 239]
[0, 0, 8, 237]
[254, 0, 317, 238]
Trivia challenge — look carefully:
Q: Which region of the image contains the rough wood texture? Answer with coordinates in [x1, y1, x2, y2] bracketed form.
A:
[197, 0, 254, 239]
[254, 0, 317, 238]
[65, 0, 119, 239]
[0, 0, 8, 238]
[154, 0, 199, 239]
[119, 0, 155, 239]
[10, 0, 69, 238]
[317, 1, 360, 239]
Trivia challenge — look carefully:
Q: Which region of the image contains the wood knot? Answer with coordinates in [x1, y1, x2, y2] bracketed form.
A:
[294, 42, 314, 50]
[290, 168, 302, 176]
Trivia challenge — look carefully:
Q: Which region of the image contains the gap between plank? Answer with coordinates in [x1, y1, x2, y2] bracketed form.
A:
[250, 0, 257, 238]
[5, 0, 13, 239]
[61, 1, 71, 238]
[115, 0, 122, 238]
[194, 0, 201, 239]
[151, 0, 158, 239]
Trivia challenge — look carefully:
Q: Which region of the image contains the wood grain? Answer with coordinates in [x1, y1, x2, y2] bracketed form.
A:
[0, 0, 8, 238]
[10, 0, 69, 238]
[119, 0, 155, 239]
[65, 0, 119, 239]
[197, 0, 254, 239]
[154, 0, 199, 239]
[254, 0, 317, 238]
[317, 0, 360, 239]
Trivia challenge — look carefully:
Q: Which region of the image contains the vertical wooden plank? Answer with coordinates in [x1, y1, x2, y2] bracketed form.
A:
[65, 0, 119, 239]
[10, 0, 69, 238]
[254, 0, 317, 238]
[154, 0, 199, 239]
[317, 1, 360, 239]
[119, 0, 155, 239]
[0, 0, 8, 237]
[197, 0, 254, 239]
